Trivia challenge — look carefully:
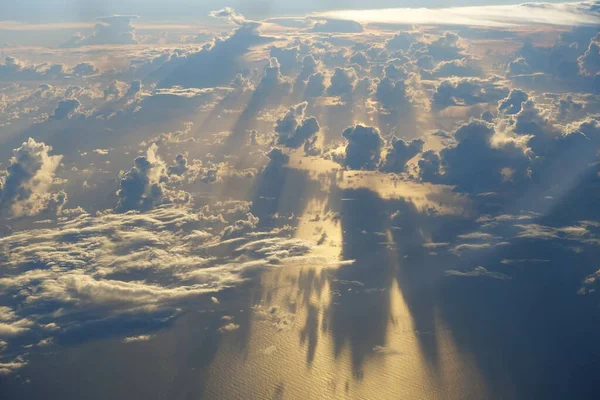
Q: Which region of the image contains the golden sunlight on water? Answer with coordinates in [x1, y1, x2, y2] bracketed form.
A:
[203, 214, 488, 399]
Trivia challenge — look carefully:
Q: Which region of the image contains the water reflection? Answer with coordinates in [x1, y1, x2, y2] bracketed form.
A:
[4, 169, 600, 399]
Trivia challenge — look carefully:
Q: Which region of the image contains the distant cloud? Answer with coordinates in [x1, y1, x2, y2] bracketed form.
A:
[445, 266, 511, 280]
[315, 2, 600, 27]
[63, 15, 138, 47]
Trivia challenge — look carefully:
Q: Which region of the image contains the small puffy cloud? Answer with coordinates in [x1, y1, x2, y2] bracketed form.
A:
[506, 57, 533, 76]
[386, 32, 418, 51]
[419, 119, 531, 193]
[375, 77, 410, 109]
[327, 67, 357, 98]
[424, 58, 482, 78]
[72, 62, 98, 76]
[432, 78, 509, 110]
[274, 102, 320, 149]
[49, 98, 81, 120]
[123, 334, 153, 343]
[341, 125, 384, 170]
[381, 138, 424, 173]
[0, 138, 64, 217]
[419, 31, 464, 61]
[115, 144, 189, 212]
[445, 266, 511, 280]
[305, 72, 326, 98]
[498, 89, 529, 115]
[265, 148, 290, 168]
[578, 35, 600, 76]
[209, 7, 250, 26]
[219, 322, 240, 333]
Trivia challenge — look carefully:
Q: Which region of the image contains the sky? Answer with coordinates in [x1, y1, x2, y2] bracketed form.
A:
[0, 1, 600, 399]
[0, 0, 573, 21]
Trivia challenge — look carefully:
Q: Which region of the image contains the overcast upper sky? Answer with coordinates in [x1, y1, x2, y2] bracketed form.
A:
[0, 0, 570, 21]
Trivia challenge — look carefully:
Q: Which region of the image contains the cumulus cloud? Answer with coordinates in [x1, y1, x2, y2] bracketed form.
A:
[418, 119, 531, 193]
[49, 98, 81, 120]
[0, 56, 66, 81]
[432, 78, 509, 110]
[159, 10, 272, 89]
[274, 102, 320, 149]
[375, 77, 411, 109]
[498, 89, 529, 115]
[340, 125, 384, 170]
[381, 138, 424, 173]
[327, 67, 357, 99]
[0, 138, 65, 217]
[115, 144, 189, 212]
[578, 34, 600, 76]
[63, 15, 138, 47]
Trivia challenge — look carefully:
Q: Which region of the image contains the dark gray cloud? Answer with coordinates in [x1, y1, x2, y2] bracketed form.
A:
[498, 89, 529, 115]
[432, 78, 509, 110]
[49, 98, 81, 120]
[380, 137, 424, 173]
[274, 102, 321, 149]
[341, 125, 384, 170]
[578, 34, 600, 76]
[327, 67, 357, 99]
[419, 119, 531, 193]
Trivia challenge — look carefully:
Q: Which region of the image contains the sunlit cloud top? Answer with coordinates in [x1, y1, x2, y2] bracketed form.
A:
[315, 1, 600, 27]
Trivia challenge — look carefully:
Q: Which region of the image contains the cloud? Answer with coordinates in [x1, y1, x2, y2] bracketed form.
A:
[0, 56, 66, 82]
[340, 125, 384, 170]
[49, 98, 81, 120]
[424, 58, 482, 78]
[209, 7, 250, 26]
[445, 266, 511, 280]
[327, 67, 357, 99]
[115, 144, 190, 212]
[274, 102, 320, 150]
[373, 345, 404, 356]
[63, 15, 138, 47]
[386, 32, 419, 51]
[158, 11, 272, 89]
[219, 322, 240, 333]
[578, 34, 600, 76]
[304, 72, 326, 98]
[316, 2, 600, 27]
[0, 138, 65, 217]
[498, 89, 529, 115]
[310, 18, 364, 33]
[418, 119, 531, 193]
[123, 334, 153, 343]
[0, 197, 332, 369]
[432, 77, 509, 110]
[375, 77, 411, 109]
[380, 138, 424, 173]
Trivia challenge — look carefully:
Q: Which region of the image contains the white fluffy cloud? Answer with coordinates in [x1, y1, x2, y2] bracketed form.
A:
[0, 138, 65, 217]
